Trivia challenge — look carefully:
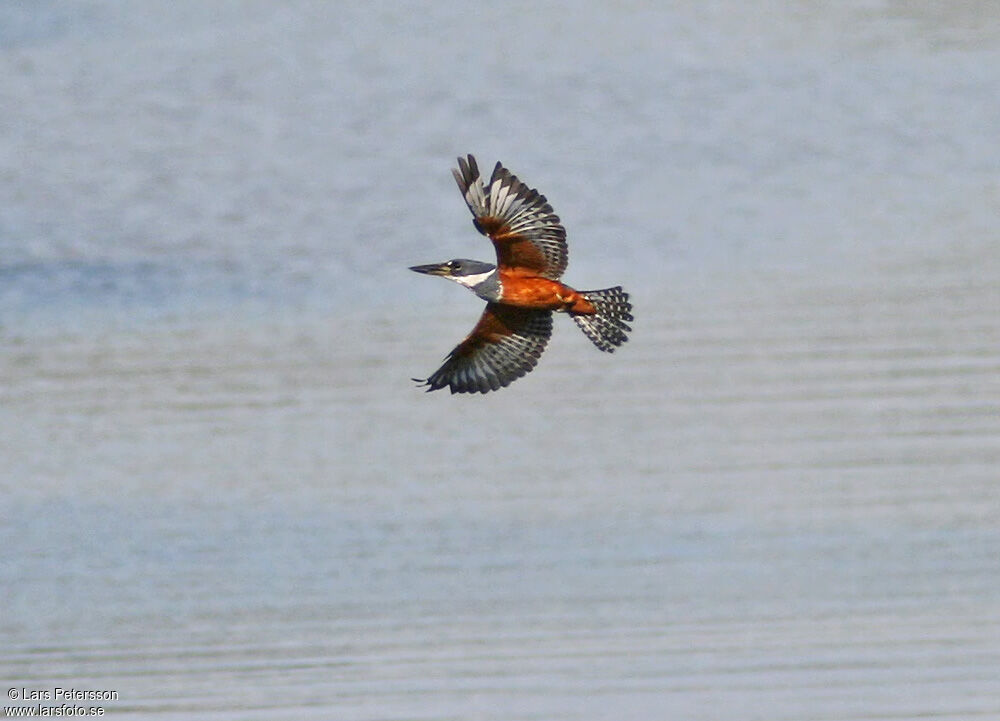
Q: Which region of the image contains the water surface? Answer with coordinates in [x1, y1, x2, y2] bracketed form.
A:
[2, 2, 999, 719]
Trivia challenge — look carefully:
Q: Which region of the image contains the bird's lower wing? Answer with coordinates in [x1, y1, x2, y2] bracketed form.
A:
[414, 303, 553, 394]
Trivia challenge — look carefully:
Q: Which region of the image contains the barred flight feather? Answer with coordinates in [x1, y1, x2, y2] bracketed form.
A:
[415, 304, 553, 394]
[452, 154, 568, 280]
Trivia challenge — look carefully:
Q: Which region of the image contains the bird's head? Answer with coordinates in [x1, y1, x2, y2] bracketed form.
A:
[409, 259, 496, 288]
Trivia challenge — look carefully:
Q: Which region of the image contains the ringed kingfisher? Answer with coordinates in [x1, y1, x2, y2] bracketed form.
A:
[410, 154, 633, 394]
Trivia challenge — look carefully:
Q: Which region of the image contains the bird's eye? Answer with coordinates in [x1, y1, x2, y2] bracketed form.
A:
[448, 261, 460, 272]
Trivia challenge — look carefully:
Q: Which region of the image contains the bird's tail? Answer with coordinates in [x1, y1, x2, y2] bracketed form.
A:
[572, 286, 633, 352]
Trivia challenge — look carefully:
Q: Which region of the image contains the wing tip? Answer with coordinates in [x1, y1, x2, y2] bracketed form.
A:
[456, 153, 479, 180]
[412, 375, 494, 395]
[411, 377, 437, 393]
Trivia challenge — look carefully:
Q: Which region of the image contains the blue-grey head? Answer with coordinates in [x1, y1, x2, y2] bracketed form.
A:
[409, 258, 499, 299]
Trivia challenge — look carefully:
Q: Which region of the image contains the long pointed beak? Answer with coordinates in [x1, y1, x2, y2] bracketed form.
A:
[409, 263, 449, 276]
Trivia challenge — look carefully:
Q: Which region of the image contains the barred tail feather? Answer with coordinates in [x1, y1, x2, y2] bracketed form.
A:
[572, 286, 633, 352]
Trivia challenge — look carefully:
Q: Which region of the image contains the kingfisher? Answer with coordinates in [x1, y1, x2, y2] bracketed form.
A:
[410, 154, 632, 394]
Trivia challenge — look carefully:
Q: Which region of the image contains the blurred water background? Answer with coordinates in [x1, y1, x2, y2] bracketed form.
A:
[2, 1, 999, 719]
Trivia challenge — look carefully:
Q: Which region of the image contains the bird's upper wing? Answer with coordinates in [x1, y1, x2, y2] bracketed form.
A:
[415, 303, 553, 394]
[452, 155, 568, 280]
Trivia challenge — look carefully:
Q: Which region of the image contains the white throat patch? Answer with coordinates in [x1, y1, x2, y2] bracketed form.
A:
[451, 270, 495, 289]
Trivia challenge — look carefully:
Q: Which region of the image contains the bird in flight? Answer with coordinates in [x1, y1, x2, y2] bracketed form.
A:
[410, 154, 632, 394]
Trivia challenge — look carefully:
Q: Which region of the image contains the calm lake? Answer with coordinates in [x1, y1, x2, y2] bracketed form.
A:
[2, 2, 999, 719]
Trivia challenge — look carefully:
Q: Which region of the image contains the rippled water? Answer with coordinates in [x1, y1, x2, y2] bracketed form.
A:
[2, 2, 999, 719]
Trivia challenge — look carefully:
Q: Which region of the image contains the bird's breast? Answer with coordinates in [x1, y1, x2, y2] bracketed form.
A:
[495, 274, 595, 313]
